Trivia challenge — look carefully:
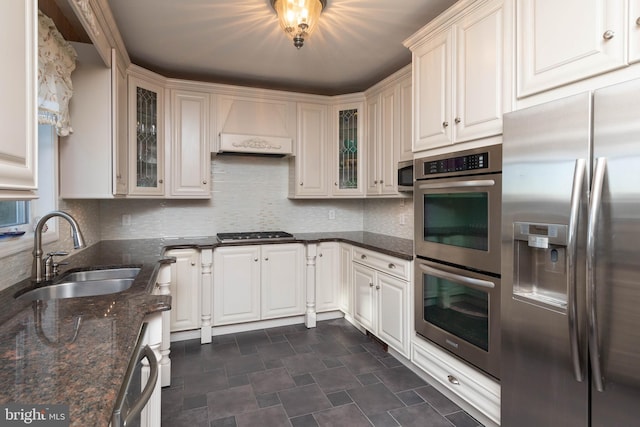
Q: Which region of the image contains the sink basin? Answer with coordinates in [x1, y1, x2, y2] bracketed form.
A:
[62, 267, 141, 282]
[16, 267, 141, 301]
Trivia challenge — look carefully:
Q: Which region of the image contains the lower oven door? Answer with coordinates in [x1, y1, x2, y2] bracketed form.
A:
[415, 258, 500, 379]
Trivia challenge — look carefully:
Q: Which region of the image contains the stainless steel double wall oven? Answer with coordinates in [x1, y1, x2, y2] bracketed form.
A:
[414, 144, 502, 378]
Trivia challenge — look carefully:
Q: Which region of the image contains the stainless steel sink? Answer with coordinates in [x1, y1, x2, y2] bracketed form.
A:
[17, 267, 141, 301]
[62, 267, 141, 282]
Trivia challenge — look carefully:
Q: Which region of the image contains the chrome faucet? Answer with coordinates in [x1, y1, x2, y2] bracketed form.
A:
[32, 211, 85, 283]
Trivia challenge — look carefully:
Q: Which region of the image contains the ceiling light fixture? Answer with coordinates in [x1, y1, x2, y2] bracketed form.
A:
[270, 0, 327, 49]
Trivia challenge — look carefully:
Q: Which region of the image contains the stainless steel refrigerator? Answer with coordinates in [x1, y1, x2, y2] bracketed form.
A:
[501, 77, 640, 427]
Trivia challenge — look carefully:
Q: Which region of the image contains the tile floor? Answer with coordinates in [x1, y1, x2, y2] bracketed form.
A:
[161, 318, 483, 427]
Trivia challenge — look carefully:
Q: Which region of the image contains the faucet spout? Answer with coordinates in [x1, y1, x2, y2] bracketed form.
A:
[32, 211, 86, 283]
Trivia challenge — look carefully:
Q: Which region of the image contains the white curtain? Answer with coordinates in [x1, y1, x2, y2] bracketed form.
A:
[37, 11, 77, 136]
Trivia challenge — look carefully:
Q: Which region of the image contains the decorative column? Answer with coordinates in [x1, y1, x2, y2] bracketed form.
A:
[305, 243, 317, 328]
[200, 248, 213, 343]
[155, 262, 171, 387]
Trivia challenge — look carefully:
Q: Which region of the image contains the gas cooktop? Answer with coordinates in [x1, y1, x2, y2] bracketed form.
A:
[216, 231, 295, 243]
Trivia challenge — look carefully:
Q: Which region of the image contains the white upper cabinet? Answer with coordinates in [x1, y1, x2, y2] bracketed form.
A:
[0, 0, 37, 197]
[168, 88, 211, 198]
[331, 100, 364, 197]
[407, 0, 505, 152]
[398, 76, 413, 162]
[516, 0, 627, 97]
[292, 102, 329, 197]
[366, 85, 400, 196]
[128, 69, 166, 197]
[60, 44, 127, 198]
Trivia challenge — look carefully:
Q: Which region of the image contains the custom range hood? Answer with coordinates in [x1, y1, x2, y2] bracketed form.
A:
[217, 97, 295, 157]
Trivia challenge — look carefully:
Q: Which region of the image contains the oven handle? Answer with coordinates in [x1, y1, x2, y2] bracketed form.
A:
[417, 179, 496, 190]
[418, 263, 495, 289]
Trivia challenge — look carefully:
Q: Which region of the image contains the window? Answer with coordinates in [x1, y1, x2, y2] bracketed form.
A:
[0, 124, 58, 257]
[0, 201, 29, 228]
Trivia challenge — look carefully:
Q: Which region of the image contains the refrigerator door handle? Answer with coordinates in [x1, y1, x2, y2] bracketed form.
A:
[567, 158, 586, 382]
[587, 157, 607, 392]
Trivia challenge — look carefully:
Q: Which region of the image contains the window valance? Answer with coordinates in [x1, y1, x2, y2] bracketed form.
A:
[37, 11, 77, 136]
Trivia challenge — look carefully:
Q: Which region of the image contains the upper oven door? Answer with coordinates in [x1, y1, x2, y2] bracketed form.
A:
[414, 173, 502, 275]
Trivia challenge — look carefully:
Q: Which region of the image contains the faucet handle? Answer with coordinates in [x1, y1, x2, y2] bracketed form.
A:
[47, 251, 69, 257]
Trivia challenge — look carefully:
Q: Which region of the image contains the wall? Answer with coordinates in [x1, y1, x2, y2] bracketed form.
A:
[363, 197, 414, 240]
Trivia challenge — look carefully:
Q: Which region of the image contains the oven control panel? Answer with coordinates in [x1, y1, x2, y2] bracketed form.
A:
[424, 152, 488, 175]
[415, 144, 502, 180]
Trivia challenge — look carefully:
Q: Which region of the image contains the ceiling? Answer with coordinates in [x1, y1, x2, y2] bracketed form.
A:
[105, 0, 457, 95]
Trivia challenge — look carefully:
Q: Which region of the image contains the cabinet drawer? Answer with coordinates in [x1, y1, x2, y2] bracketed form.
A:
[352, 247, 410, 280]
[412, 336, 500, 426]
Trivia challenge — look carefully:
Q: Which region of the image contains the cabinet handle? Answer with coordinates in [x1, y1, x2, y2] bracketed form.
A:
[442, 121, 449, 128]
[388, 263, 396, 269]
[454, 117, 461, 124]
[602, 30, 615, 40]
[447, 375, 460, 385]
[361, 254, 367, 260]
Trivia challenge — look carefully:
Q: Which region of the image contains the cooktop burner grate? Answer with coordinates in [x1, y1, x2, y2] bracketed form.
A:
[216, 231, 295, 243]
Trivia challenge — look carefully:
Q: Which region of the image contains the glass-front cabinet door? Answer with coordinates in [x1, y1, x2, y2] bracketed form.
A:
[128, 75, 165, 196]
[332, 101, 363, 196]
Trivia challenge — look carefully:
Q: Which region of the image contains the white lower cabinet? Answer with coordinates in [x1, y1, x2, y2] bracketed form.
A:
[352, 248, 411, 358]
[315, 242, 340, 312]
[167, 248, 201, 332]
[140, 311, 163, 427]
[412, 335, 500, 427]
[213, 244, 305, 325]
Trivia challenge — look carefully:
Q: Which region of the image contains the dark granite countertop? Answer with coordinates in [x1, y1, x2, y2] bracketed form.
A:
[0, 232, 412, 426]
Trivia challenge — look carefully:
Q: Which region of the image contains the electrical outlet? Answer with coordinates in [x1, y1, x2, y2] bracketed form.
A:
[399, 214, 406, 225]
[328, 210, 336, 220]
[122, 214, 131, 226]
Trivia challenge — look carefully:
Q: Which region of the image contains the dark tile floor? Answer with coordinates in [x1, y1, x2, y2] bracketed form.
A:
[161, 318, 483, 427]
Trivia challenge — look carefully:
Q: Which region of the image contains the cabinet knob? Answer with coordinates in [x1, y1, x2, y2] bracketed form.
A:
[636, 17, 640, 26]
[300, 182, 303, 186]
[454, 117, 461, 124]
[319, 253, 323, 257]
[379, 180, 383, 184]
[388, 263, 396, 269]
[191, 262, 196, 266]
[374, 180, 378, 184]
[369, 282, 374, 287]
[447, 375, 460, 385]
[334, 182, 338, 186]
[376, 285, 380, 290]
[254, 258, 259, 262]
[442, 121, 449, 128]
[264, 257, 269, 261]
[159, 179, 164, 184]
[361, 254, 367, 260]
[602, 30, 615, 40]
[203, 180, 207, 185]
